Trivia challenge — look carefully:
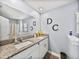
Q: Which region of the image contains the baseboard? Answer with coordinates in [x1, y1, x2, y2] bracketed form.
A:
[48, 51, 60, 59]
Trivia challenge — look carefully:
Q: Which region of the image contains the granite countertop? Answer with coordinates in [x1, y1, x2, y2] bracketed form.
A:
[0, 36, 48, 59]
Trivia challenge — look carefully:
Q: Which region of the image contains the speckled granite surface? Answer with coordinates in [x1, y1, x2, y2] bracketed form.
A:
[0, 36, 48, 59]
[0, 44, 17, 59]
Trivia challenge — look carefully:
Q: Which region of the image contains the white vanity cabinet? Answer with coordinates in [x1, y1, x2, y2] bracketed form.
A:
[10, 37, 48, 59]
[10, 44, 37, 59]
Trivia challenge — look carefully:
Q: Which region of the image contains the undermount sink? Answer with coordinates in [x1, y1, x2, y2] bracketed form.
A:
[14, 41, 33, 49]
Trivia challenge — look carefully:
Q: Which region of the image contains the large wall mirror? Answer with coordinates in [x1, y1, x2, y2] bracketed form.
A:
[0, 16, 36, 41]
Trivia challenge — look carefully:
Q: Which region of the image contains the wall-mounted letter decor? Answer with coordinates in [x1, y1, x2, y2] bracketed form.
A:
[33, 21, 36, 26]
[30, 26, 33, 31]
[47, 18, 53, 24]
[22, 23, 28, 32]
[52, 24, 59, 31]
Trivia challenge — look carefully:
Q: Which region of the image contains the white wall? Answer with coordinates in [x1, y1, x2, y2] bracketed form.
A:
[40, 1, 78, 56]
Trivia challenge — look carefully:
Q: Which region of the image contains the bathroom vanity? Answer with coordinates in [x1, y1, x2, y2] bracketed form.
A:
[0, 36, 48, 59]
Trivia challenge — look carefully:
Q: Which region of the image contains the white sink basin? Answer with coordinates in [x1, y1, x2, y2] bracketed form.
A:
[68, 35, 79, 45]
[14, 41, 33, 49]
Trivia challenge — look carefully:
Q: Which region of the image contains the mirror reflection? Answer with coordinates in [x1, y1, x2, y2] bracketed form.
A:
[0, 2, 35, 41]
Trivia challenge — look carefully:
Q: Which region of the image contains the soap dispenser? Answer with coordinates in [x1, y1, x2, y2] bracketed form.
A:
[69, 31, 72, 36]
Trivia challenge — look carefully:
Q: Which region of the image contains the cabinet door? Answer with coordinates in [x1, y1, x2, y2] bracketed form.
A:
[39, 38, 48, 59]
[32, 44, 39, 59]
[23, 44, 39, 59]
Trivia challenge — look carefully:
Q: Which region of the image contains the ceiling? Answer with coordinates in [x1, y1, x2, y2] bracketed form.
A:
[24, 0, 75, 13]
[0, 0, 76, 19]
[0, 0, 35, 20]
